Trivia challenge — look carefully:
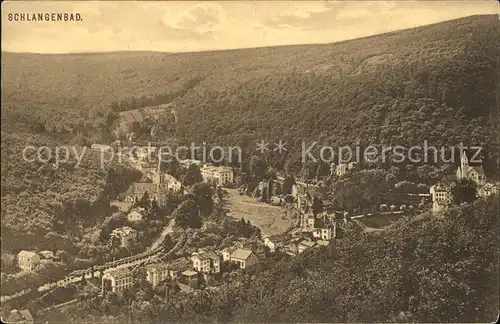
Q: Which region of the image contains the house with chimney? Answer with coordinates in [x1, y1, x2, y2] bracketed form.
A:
[221, 246, 238, 262]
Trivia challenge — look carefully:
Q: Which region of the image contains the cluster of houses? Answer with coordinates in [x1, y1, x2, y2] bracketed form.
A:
[123, 148, 183, 206]
[430, 151, 498, 213]
[263, 233, 328, 256]
[16, 250, 61, 272]
[264, 207, 337, 256]
[115, 154, 234, 209]
[11, 146, 498, 312]
[101, 246, 257, 294]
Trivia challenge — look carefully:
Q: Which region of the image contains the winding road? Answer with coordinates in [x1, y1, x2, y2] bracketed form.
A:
[148, 219, 175, 251]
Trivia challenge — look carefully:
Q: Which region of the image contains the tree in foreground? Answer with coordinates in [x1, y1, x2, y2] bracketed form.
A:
[451, 179, 477, 204]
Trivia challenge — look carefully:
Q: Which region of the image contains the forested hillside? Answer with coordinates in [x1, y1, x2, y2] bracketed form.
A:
[2, 15, 499, 166]
[170, 198, 499, 323]
[0, 132, 142, 253]
[1, 14, 498, 322]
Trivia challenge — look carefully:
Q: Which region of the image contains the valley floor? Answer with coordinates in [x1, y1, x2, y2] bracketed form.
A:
[225, 188, 293, 236]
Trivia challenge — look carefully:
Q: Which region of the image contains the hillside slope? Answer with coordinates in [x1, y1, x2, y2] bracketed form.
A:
[175, 198, 499, 323]
[60, 197, 499, 323]
[1, 15, 499, 159]
[0, 132, 142, 253]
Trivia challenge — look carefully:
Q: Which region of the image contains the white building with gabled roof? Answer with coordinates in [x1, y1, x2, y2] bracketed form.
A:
[127, 209, 144, 223]
[229, 248, 258, 269]
[17, 250, 40, 271]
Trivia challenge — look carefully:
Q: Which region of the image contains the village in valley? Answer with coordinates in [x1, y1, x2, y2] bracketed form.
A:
[2, 136, 498, 323]
[2, 3, 499, 321]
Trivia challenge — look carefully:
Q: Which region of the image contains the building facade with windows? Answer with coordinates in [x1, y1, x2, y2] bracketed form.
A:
[201, 165, 234, 186]
[102, 268, 133, 294]
[477, 183, 499, 198]
[228, 249, 258, 269]
[429, 183, 453, 213]
[17, 251, 41, 271]
[145, 263, 170, 288]
[191, 252, 220, 274]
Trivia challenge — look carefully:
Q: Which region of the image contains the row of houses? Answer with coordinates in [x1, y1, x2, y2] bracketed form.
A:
[328, 151, 484, 181]
[101, 247, 257, 294]
[263, 211, 337, 256]
[264, 234, 328, 255]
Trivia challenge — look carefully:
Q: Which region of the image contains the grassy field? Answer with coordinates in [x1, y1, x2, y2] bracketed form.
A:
[225, 188, 292, 237]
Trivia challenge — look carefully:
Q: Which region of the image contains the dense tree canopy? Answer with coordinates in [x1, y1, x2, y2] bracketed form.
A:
[172, 199, 201, 229]
[2, 16, 498, 175]
[1, 132, 141, 255]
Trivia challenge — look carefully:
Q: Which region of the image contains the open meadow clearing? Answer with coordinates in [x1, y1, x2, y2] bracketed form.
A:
[225, 188, 293, 236]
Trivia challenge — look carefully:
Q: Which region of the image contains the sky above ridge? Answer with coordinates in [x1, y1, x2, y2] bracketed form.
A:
[2, 0, 498, 53]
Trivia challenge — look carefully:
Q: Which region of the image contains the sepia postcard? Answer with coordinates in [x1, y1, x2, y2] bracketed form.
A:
[1, 1, 499, 323]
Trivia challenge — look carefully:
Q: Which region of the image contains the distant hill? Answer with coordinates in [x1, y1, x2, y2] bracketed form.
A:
[2, 15, 499, 163]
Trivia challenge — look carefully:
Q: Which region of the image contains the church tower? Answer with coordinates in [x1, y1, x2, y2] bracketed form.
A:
[460, 151, 469, 178]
